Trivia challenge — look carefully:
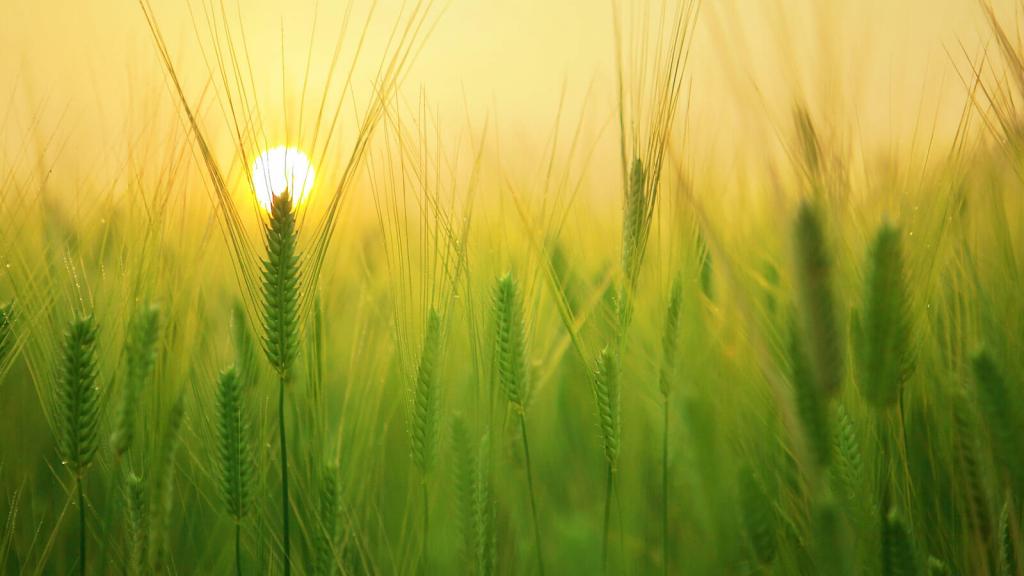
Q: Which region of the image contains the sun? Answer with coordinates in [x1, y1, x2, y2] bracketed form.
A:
[251, 146, 316, 212]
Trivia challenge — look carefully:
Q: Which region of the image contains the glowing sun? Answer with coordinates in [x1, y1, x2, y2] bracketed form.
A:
[251, 146, 316, 212]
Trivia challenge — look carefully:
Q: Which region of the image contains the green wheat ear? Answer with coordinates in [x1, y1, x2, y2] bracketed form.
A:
[262, 191, 301, 380]
[216, 367, 253, 522]
[450, 415, 478, 571]
[792, 201, 843, 398]
[998, 499, 1019, 576]
[262, 191, 301, 574]
[150, 394, 185, 573]
[493, 273, 527, 412]
[593, 346, 621, 468]
[811, 490, 852, 576]
[56, 315, 101, 477]
[882, 508, 918, 576]
[411, 309, 443, 474]
[971, 349, 1024, 492]
[124, 471, 148, 576]
[951, 393, 992, 542]
[622, 156, 647, 285]
[475, 433, 496, 576]
[788, 318, 831, 469]
[658, 276, 683, 397]
[314, 465, 341, 576]
[831, 403, 869, 526]
[855, 224, 914, 408]
[738, 466, 778, 566]
[112, 305, 160, 456]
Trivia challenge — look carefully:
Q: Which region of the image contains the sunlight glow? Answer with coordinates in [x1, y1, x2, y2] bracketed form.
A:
[251, 146, 316, 212]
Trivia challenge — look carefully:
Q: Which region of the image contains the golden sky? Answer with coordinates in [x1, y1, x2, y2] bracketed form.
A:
[0, 0, 1010, 190]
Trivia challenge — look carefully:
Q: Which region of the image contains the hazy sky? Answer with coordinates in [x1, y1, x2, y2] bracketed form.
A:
[0, 0, 1008, 189]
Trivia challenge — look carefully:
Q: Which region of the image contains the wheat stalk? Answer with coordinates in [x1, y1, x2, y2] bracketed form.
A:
[853, 224, 914, 408]
[55, 315, 100, 576]
[260, 191, 302, 574]
[112, 306, 160, 457]
[215, 367, 253, 576]
[492, 273, 545, 575]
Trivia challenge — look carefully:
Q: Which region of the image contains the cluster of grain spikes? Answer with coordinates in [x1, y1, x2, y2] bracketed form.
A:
[604, 2, 698, 570]
[492, 273, 545, 575]
[54, 315, 101, 576]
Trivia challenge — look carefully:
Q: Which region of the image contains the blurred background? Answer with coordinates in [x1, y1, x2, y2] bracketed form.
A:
[0, 0, 1007, 199]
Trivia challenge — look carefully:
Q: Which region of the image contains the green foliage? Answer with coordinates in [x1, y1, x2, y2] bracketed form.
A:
[475, 434, 496, 576]
[150, 395, 185, 572]
[215, 367, 253, 522]
[314, 466, 341, 576]
[882, 508, 918, 576]
[998, 499, 1019, 576]
[951, 394, 992, 541]
[450, 416, 478, 571]
[788, 319, 831, 469]
[831, 403, 865, 508]
[659, 276, 683, 397]
[55, 315, 101, 477]
[231, 300, 260, 389]
[411, 309, 443, 475]
[124, 471, 148, 576]
[112, 306, 160, 456]
[854, 224, 914, 408]
[971, 350, 1024, 494]
[0, 302, 15, 364]
[738, 466, 777, 565]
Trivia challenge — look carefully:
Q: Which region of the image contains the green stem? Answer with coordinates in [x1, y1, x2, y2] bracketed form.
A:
[235, 522, 242, 576]
[279, 373, 291, 575]
[603, 465, 613, 574]
[78, 475, 86, 576]
[614, 470, 625, 571]
[421, 480, 429, 574]
[662, 395, 669, 576]
[520, 414, 545, 576]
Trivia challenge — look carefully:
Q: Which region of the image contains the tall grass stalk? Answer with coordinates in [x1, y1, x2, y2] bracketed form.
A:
[411, 308, 443, 572]
[593, 345, 620, 572]
[493, 273, 545, 576]
[55, 315, 100, 576]
[658, 277, 683, 575]
[112, 306, 160, 457]
[261, 192, 302, 574]
[215, 367, 253, 576]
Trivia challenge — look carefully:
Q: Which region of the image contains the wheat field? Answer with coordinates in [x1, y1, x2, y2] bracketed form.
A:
[0, 0, 1023, 574]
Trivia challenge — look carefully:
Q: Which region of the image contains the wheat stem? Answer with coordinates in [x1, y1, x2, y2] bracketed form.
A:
[519, 414, 545, 576]
[77, 475, 86, 576]
[662, 399, 670, 576]
[235, 522, 242, 576]
[279, 373, 291, 574]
